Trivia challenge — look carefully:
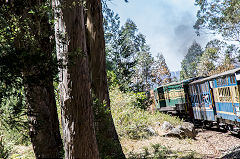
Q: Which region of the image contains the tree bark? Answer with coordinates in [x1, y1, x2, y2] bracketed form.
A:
[85, 0, 125, 158]
[24, 77, 63, 158]
[53, 0, 100, 158]
[11, 1, 63, 157]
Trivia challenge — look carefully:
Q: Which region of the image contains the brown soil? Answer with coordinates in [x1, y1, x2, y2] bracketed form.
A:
[121, 128, 240, 158]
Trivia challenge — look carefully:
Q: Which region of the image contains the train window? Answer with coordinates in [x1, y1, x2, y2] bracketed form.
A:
[231, 75, 236, 84]
[206, 82, 210, 92]
[216, 78, 221, 86]
[193, 86, 196, 94]
[226, 76, 229, 85]
[202, 83, 206, 92]
[218, 87, 232, 102]
[222, 77, 226, 86]
[235, 86, 239, 102]
[205, 82, 208, 92]
[236, 72, 240, 81]
[158, 92, 164, 100]
[191, 86, 194, 95]
[200, 84, 204, 92]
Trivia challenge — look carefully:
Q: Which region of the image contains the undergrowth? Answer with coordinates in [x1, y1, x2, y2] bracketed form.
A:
[110, 87, 183, 139]
[127, 143, 199, 159]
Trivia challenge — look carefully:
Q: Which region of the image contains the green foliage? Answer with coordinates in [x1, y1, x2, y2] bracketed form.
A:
[180, 41, 203, 80]
[0, 85, 30, 146]
[127, 143, 200, 159]
[107, 70, 119, 88]
[127, 144, 171, 159]
[110, 87, 182, 140]
[180, 38, 240, 79]
[196, 47, 218, 76]
[0, 1, 60, 157]
[194, 0, 240, 41]
[133, 44, 154, 92]
[103, 5, 154, 92]
[133, 92, 150, 110]
[0, 136, 11, 159]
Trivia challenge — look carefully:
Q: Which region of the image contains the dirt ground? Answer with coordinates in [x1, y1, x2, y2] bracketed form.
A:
[121, 128, 240, 158]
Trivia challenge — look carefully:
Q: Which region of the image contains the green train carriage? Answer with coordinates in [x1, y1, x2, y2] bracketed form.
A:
[154, 79, 197, 118]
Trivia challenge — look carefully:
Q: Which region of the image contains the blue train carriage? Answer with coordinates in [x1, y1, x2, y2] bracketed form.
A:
[153, 79, 196, 118]
[211, 68, 240, 132]
[189, 67, 240, 130]
[189, 76, 216, 125]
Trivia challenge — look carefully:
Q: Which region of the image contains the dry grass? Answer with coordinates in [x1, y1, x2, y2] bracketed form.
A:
[110, 87, 183, 139]
[9, 145, 34, 159]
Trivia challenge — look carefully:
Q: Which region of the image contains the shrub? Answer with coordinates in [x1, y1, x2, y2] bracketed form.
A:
[0, 136, 11, 159]
[110, 87, 182, 139]
[132, 92, 150, 110]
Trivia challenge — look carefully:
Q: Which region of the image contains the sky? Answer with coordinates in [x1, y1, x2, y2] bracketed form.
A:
[108, 0, 211, 71]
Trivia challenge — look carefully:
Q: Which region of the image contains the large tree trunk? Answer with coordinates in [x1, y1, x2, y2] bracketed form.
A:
[53, 0, 100, 158]
[86, 0, 125, 158]
[12, 1, 63, 157]
[24, 77, 63, 158]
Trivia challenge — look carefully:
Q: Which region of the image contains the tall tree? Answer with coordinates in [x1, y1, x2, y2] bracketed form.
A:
[197, 48, 219, 76]
[102, 3, 121, 71]
[0, 1, 63, 158]
[53, 0, 99, 158]
[222, 44, 239, 66]
[106, 19, 142, 91]
[180, 41, 203, 80]
[194, 0, 240, 41]
[152, 53, 171, 85]
[85, 0, 125, 158]
[133, 35, 154, 92]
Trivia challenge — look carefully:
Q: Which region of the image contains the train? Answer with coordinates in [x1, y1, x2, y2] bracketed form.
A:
[153, 67, 240, 133]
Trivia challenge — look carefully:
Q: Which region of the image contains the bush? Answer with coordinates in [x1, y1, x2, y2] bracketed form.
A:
[0, 136, 11, 159]
[127, 144, 171, 159]
[110, 87, 182, 139]
[133, 92, 150, 110]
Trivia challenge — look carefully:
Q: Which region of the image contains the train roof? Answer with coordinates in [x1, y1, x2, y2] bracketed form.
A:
[154, 77, 199, 90]
[190, 67, 240, 84]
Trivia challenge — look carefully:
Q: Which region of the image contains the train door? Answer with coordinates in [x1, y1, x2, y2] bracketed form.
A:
[196, 84, 204, 120]
[209, 80, 217, 117]
[185, 84, 194, 119]
[157, 87, 166, 108]
[154, 89, 160, 109]
[229, 75, 240, 118]
[203, 81, 215, 121]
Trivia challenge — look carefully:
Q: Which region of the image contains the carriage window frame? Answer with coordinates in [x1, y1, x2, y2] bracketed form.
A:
[235, 86, 239, 102]
[230, 75, 236, 84]
[218, 87, 232, 102]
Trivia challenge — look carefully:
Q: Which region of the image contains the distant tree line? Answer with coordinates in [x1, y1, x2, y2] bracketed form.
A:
[180, 0, 240, 80]
[103, 5, 173, 93]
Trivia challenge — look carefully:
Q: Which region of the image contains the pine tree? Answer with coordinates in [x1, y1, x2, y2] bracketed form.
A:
[152, 53, 171, 85]
[133, 43, 154, 92]
[197, 48, 218, 76]
[180, 41, 203, 80]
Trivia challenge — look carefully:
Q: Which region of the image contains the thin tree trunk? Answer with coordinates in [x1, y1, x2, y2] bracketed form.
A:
[53, 0, 100, 158]
[86, 0, 125, 158]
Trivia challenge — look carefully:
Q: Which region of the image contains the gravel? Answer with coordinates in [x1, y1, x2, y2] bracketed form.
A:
[121, 127, 240, 158]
